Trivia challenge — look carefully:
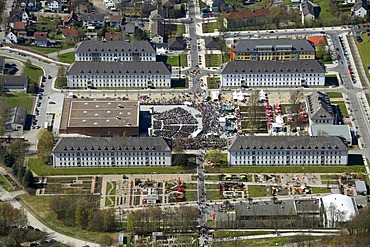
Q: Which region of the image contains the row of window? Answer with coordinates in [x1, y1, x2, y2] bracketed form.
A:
[57, 152, 168, 157]
[222, 81, 323, 87]
[70, 75, 169, 79]
[224, 73, 322, 78]
[77, 53, 155, 57]
[56, 161, 169, 167]
[69, 82, 170, 88]
[233, 160, 343, 165]
[233, 151, 342, 155]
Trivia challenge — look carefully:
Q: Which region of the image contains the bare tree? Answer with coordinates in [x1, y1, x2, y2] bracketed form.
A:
[290, 90, 304, 127]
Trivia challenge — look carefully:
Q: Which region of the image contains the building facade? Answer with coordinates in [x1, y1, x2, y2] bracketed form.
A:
[66, 61, 171, 88]
[220, 60, 325, 87]
[228, 136, 348, 166]
[75, 40, 156, 62]
[232, 39, 315, 61]
[306, 92, 335, 125]
[52, 137, 172, 168]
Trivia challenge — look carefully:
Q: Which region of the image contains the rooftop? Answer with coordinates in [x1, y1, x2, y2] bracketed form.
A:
[233, 39, 315, 53]
[75, 40, 155, 54]
[306, 92, 334, 120]
[221, 60, 325, 74]
[0, 76, 28, 85]
[5, 106, 27, 126]
[60, 99, 139, 129]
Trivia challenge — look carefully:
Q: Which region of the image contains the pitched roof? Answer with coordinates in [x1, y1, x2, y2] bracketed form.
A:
[162, 0, 175, 7]
[306, 92, 335, 121]
[226, 9, 270, 20]
[353, 0, 367, 11]
[0, 76, 28, 85]
[307, 36, 327, 46]
[109, 15, 123, 23]
[75, 40, 155, 54]
[13, 21, 25, 30]
[5, 106, 27, 126]
[67, 61, 171, 75]
[105, 32, 120, 41]
[80, 13, 105, 22]
[229, 136, 348, 151]
[151, 21, 165, 38]
[168, 37, 185, 50]
[205, 37, 220, 49]
[53, 136, 171, 153]
[233, 39, 315, 53]
[301, 0, 321, 18]
[9, 10, 22, 23]
[34, 32, 48, 41]
[62, 28, 78, 37]
[221, 60, 325, 74]
[63, 11, 75, 23]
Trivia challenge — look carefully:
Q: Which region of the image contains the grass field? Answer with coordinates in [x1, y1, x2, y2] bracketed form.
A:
[354, 33, 370, 82]
[106, 181, 116, 196]
[248, 185, 269, 198]
[213, 230, 271, 238]
[0, 174, 14, 191]
[0, 93, 35, 113]
[202, 22, 218, 33]
[205, 54, 222, 68]
[213, 236, 325, 247]
[23, 62, 43, 84]
[207, 76, 220, 89]
[30, 45, 74, 54]
[333, 102, 349, 117]
[186, 191, 198, 201]
[167, 54, 188, 67]
[176, 24, 186, 35]
[29, 158, 195, 176]
[311, 187, 331, 194]
[207, 190, 222, 200]
[18, 195, 112, 243]
[57, 52, 75, 64]
[326, 92, 343, 99]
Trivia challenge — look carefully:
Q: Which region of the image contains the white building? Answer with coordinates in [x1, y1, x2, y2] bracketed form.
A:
[228, 136, 348, 166]
[52, 137, 172, 168]
[47, 0, 62, 11]
[306, 92, 335, 125]
[75, 40, 156, 62]
[66, 61, 171, 88]
[220, 60, 325, 87]
[352, 0, 368, 18]
[320, 194, 357, 228]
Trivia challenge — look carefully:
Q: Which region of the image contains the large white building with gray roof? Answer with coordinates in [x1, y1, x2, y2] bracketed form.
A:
[66, 61, 171, 88]
[52, 137, 172, 168]
[220, 60, 325, 87]
[228, 136, 348, 166]
[74, 40, 156, 62]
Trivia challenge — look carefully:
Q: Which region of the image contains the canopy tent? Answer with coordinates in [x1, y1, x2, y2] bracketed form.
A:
[211, 91, 220, 101]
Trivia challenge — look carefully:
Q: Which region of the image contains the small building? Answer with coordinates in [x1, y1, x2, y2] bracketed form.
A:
[104, 32, 121, 41]
[62, 28, 79, 39]
[168, 37, 186, 51]
[34, 32, 48, 47]
[355, 181, 367, 195]
[204, 37, 220, 50]
[47, 0, 62, 11]
[122, 22, 136, 37]
[0, 76, 28, 93]
[306, 92, 335, 125]
[13, 21, 26, 31]
[151, 21, 165, 44]
[5, 32, 18, 44]
[223, 9, 270, 29]
[320, 194, 357, 228]
[109, 15, 123, 29]
[352, 0, 368, 18]
[80, 13, 105, 28]
[300, 0, 321, 25]
[309, 124, 352, 145]
[5, 106, 27, 132]
[63, 11, 77, 26]
[0, 57, 5, 75]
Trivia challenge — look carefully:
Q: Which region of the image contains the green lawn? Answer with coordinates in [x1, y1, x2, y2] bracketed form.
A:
[18, 195, 114, 243]
[167, 54, 187, 67]
[0, 93, 35, 113]
[354, 33, 370, 82]
[57, 52, 75, 64]
[311, 187, 331, 194]
[315, 0, 339, 22]
[213, 236, 325, 247]
[106, 181, 116, 196]
[326, 92, 343, 99]
[176, 24, 186, 35]
[205, 54, 222, 68]
[186, 191, 198, 201]
[207, 190, 222, 200]
[22, 62, 44, 84]
[205, 165, 365, 174]
[29, 45, 74, 54]
[207, 76, 220, 89]
[333, 102, 349, 118]
[320, 175, 340, 180]
[248, 185, 269, 198]
[0, 174, 14, 191]
[202, 22, 219, 33]
[28, 158, 195, 176]
[213, 230, 271, 238]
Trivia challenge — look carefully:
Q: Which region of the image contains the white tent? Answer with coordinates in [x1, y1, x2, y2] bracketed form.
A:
[321, 194, 357, 228]
[232, 91, 244, 101]
[276, 115, 285, 125]
[211, 91, 220, 101]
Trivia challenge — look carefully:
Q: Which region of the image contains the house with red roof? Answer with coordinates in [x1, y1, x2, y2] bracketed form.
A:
[62, 28, 79, 40]
[307, 36, 328, 47]
[104, 32, 121, 41]
[13, 21, 25, 31]
[223, 9, 270, 29]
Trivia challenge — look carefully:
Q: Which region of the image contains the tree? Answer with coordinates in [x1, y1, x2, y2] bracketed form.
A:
[172, 137, 188, 166]
[270, 5, 288, 29]
[246, 91, 260, 133]
[99, 234, 114, 247]
[289, 90, 304, 127]
[22, 169, 34, 188]
[36, 129, 55, 163]
[248, 197, 253, 205]
[206, 149, 223, 164]
[56, 66, 67, 89]
[0, 202, 27, 236]
[134, 28, 149, 41]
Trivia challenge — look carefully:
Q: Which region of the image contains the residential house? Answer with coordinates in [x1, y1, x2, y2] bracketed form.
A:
[75, 40, 156, 61]
[8, 10, 29, 28]
[300, 0, 321, 25]
[150, 8, 165, 22]
[204, 37, 220, 50]
[212, 0, 230, 12]
[80, 13, 105, 28]
[52, 137, 172, 168]
[347, 0, 356, 3]
[66, 61, 171, 88]
[0, 76, 28, 93]
[62, 28, 79, 40]
[151, 21, 165, 44]
[63, 11, 77, 26]
[352, 0, 368, 18]
[122, 22, 136, 36]
[5, 106, 27, 132]
[13, 21, 25, 31]
[228, 136, 348, 166]
[162, 0, 175, 18]
[168, 37, 186, 51]
[306, 92, 336, 125]
[104, 32, 121, 41]
[19, 0, 37, 11]
[109, 15, 123, 29]
[5, 32, 18, 44]
[0, 57, 5, 75]
[47, 0, 62, 11]
[231, 39, 316, 61]
[34, 32, 48, 47]
[220, 60, 325, 87]
[223, 9, 270, 29]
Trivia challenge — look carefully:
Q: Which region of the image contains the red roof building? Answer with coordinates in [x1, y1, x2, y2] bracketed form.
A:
[105, 32, 121, 41]
[62, 28, 79, 38]
[13, 21, 25, 30]
[307, 36, 328, 47]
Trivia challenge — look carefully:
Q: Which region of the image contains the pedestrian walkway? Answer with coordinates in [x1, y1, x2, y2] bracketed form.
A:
[47, 47, 75, 61]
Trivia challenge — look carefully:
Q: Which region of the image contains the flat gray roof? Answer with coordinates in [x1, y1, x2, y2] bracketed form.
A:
[233, 39, 315, 53]
[310, 125, 351, 142]
[67, 61, 171, 76]
[53, 136, 171, 153]
[61, 99, 139, 128]
[75, 40, 155, 54]
[229, 136, 348, 151]
[221, 60, 325, 74]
